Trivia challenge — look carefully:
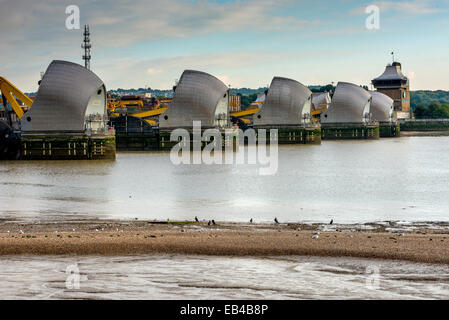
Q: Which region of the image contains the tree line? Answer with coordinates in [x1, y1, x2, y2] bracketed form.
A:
[411, 91, 449, 119]
[414, 103, 449, 119]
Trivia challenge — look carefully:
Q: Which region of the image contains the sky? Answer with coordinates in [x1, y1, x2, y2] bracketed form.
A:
[1, 0, 448, 92]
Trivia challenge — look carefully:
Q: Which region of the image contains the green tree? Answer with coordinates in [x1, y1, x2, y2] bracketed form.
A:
[414, 102, 449, 119]
[413, 105, 427, 118]
[238, 93, 258, 109]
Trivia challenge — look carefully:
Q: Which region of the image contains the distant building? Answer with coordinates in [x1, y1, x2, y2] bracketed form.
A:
[229, 94, 241, 112]
[372, 62, 410, 119]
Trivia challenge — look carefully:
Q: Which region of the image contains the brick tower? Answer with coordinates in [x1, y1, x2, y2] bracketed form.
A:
[372, 61, 410, 119]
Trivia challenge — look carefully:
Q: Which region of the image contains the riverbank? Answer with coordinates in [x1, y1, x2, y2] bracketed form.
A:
[1, 219, 449, 265]
[400, 131, 449, 136]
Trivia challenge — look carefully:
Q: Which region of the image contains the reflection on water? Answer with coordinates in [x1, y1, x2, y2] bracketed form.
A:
[1, 255, 449, 299]
[1, 136, 449, 223]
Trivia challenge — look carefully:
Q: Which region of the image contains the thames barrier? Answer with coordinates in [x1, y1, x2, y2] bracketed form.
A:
[2, 59, 449, 160]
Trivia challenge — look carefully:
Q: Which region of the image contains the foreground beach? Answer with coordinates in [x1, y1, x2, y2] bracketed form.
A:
[1, 219, 449, 265]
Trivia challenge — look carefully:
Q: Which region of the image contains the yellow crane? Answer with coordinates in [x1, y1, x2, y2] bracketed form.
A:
[230, 107, 260, 125]
[130, 107, 167, 119]
[131, 107, 168, 127]
[0, 76, 33, 120]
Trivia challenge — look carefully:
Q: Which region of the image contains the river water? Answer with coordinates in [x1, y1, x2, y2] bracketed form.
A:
[2, 136, 449, 300]
[1, 254, 449, 299]
[1, 136, 449, 224]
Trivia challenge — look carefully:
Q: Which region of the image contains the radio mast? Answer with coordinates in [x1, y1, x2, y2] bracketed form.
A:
[82, 25, 91, 69]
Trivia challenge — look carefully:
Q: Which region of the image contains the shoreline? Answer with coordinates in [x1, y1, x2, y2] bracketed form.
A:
[400, 130, 449, 136]
[1, 219, 449, 265]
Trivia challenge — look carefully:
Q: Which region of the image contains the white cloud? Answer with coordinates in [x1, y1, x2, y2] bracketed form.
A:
[0, 0, 318, 48]
[0, 0, 321, 90]
[147, 68, 162, 76]
[94, 51, 290, 90]
[216, 75, 244, 88]
[352, 0, 443, 15]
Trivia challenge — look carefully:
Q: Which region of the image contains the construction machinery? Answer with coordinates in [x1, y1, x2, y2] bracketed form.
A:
[0, 76, 33, 125]
[107, 96, 168, 150]
[230, 107, 259, 129]
[0, 77, 33, 159]
[107, 94, 170, 137]
[108, 95, 161, 114]
[229, 92, 265, 129]
[311, 92, 332, 122]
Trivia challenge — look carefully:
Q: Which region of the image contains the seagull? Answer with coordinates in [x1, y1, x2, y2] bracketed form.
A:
[250, 218, 253, 223]
[18, 230, 24, 234]
[274, 217, 279, 224]
[312, 234, 319, 239]
[195, 216, 199, 222]
[330, 219, 333, 225]
[212, 220, 216, 225]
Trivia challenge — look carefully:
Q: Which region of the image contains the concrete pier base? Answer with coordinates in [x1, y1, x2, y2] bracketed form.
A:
[158, 128, 239, 151]
[379, 122, 400, 138]
[115, 134, 159, 151]
[0, 121, 21, 160]
[111, 115, 160, 151]
[321, 123, 380, 140]
[253, 126, 321, 144]
[20, 134, 116, 160]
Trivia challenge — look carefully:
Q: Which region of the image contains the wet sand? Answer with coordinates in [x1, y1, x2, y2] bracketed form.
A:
[1, 220, 449, 264]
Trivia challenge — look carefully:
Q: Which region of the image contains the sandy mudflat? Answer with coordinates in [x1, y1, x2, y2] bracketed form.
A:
[1, 219, 449, 264]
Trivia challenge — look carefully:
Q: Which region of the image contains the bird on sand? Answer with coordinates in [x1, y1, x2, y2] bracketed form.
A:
[195, 216, 199, 222]
[212, 220, 216, 225]
[274, 217, 279, 224]
[208, 221, 211, 226]
[330, 219, 333, 225]
[250, 218, 253, 223]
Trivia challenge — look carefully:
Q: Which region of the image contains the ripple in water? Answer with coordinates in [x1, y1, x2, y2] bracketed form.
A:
[1, 255, 449, 299]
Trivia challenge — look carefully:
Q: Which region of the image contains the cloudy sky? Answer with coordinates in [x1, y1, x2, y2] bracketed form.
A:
[1, 0, 448, 92]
